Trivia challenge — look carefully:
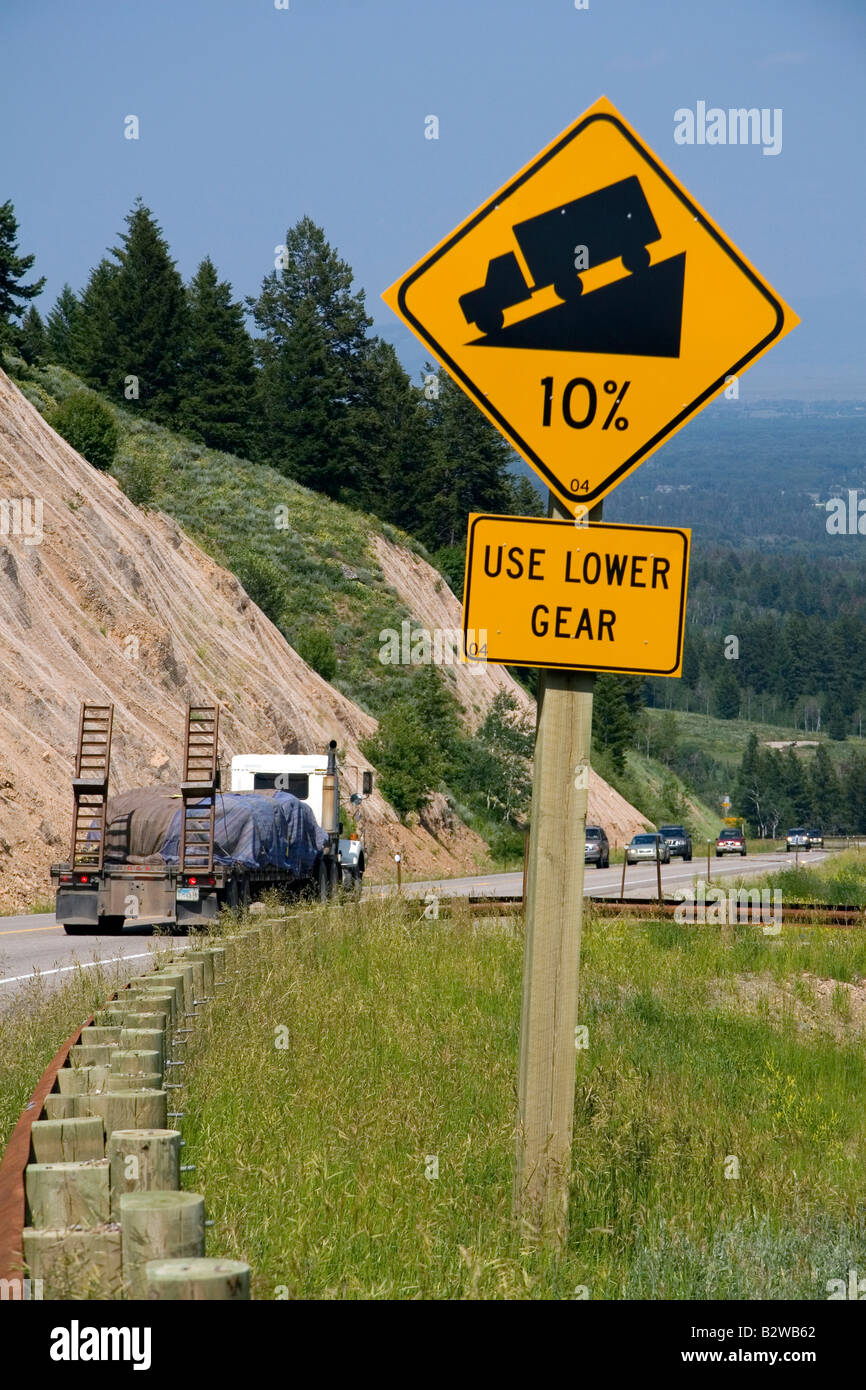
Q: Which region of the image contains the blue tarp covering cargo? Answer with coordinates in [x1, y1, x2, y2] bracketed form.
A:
[101, 787, 326, 876]
[160, 791, 327, 875]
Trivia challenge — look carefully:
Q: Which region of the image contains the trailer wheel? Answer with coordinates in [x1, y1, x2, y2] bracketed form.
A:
[622, 245, 651, 274]
[342, 867, 362, 897]
[318, 858, 330, 902]
[99, 915, 126, 935]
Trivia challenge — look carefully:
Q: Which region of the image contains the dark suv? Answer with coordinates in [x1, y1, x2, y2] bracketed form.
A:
[585, 825, 610, 869]
[658, 824, 692, 861]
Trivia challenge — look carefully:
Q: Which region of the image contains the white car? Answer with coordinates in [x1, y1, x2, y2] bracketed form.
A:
[626, 833, 670, 865]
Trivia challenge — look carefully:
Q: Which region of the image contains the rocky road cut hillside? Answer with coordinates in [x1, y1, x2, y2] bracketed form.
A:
[0, 369, 481, 909]
[0, 367, 646, 911]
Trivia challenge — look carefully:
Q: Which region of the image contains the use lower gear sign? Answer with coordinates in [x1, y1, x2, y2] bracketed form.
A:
[383, 94, 797, 1245]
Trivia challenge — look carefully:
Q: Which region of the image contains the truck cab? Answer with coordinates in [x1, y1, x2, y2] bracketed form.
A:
[229, 753, 370, 891]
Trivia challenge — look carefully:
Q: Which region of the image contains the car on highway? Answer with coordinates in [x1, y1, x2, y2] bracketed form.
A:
[786, 827, 812, 852]
[626, 833, 670, 865]
[716, 828, 746, 857]
[658, 824, 693, 861]
[807, 827, 824, 848]
[585, 825, 610, 869]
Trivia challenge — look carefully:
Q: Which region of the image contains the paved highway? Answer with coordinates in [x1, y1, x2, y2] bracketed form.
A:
[0, 848, 826, 997]
[367, 847, 828, 902]
[0, 916, 188, 1000]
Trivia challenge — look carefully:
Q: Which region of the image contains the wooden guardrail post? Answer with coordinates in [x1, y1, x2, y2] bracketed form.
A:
[25, 1160, 110, 1228]
[108, 1130, 181, 1218]
[120, 1191, 205, 1297]
[144, 1256, 251, 1300]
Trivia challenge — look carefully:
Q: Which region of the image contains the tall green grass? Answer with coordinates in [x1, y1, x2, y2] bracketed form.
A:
[757, 849, 866, 907]
[181, 901, 866, 1299]
[0, 952, 171, 1149]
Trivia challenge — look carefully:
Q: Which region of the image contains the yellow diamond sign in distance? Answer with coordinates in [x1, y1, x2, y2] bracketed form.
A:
[383, 95, 798, 512]
[462, 515, 690, 676]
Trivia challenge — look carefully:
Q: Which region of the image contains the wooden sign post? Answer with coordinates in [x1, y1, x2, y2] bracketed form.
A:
[383, 93, 797, 1258]
[514, 497, 598, 1245]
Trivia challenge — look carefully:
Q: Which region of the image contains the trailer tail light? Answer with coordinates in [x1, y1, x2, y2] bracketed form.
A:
[72, 873, 97, 885]
[59, 873, 73, 883]
[183, 875, 215, 887]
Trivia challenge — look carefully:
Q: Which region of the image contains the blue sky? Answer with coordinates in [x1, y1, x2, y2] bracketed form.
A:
[1, 0, 863, 395]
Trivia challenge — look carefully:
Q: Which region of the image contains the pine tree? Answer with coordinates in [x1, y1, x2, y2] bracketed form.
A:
[843, 753, 866, 834]
[508, 474, 545, 516]
[421, 373, 517, 548]
[735, 731, 763, 833]
[351, 339, 438, 527]
[18, 306, 47, 365]
[827, 704, 849, 741]
[0, 200, 45, 344]
[256, 296, 344, 487]
[80, 201, 187, 421]
[783, 747, 810, 823]
[714, 664, 741, 719]
[809, 744, 839, 827]
[46, 284, 85, 369]
[77, 259, 120, 385]
[177, 257, 255, 456]
[250, 217, 372, 494]
[592, 676, 634, 773]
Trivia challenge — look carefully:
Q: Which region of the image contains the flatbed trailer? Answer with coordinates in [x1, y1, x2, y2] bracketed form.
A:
[52, 859, 322, 934]
[51, 703, 344, 935]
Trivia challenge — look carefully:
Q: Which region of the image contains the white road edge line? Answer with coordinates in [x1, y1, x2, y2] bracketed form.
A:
[0, 943, 188, 987]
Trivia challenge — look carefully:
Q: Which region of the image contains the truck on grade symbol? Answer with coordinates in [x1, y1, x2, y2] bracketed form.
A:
[458, 175, 661, 335]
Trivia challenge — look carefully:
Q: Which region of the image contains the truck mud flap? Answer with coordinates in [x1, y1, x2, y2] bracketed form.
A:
[55, 889, 99, 927]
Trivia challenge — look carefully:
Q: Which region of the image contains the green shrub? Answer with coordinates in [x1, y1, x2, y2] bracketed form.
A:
[231, 550, 286, 626]
[293, 627, 337, 682]
[362, 703, 444, 819]
[114, 448, 161, 507]
[50, 390, 119, 471]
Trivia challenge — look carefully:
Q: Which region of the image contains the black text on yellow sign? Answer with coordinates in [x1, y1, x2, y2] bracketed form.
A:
[383, 95, 797, 515]
[462, 515, 690, 675]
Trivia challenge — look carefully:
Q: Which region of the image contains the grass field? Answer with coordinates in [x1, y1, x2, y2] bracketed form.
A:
[180, 899, 866, 1300]
[755, 848, 866, 908]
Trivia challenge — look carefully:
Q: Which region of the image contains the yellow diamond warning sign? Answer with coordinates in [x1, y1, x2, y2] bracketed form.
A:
[462, 515, 690, 675]
[383, 96, 798, 513]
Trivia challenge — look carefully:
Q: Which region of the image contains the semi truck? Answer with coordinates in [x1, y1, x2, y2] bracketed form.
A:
[459, 175, 661, 334]
[51, 702, 372, 935]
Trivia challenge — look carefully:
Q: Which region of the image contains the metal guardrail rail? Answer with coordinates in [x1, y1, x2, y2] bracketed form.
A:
[0, 1012, 95, 1285]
